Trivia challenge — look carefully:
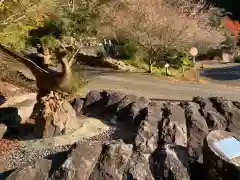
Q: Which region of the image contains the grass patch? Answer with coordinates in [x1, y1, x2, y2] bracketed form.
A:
[125, 58, 189, 78]
[235, 56, 240, 63]
[69, 72, 88, 96]
[152, 67, 184, 77]
[126, 58, 199, 82]
[124, 59, 148, 71]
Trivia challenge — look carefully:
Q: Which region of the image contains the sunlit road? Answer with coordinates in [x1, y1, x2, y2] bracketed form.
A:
[4, 53, 240, 101]
[81, 70, 240, 101]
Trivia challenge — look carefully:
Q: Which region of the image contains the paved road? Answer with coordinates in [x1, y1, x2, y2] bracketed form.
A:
[81, 71, 240, 101]
[3, 52, 240, 101]
[200, 64, 240, 86]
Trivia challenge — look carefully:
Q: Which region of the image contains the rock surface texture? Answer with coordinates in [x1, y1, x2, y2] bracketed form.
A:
[3, 90, 240, 180]
[0, 124, 7, 139]
[0, 93, 37, 124]
[7, 159, 52, 180]
[203, 130, 240, 180]
[31, 92, 81, 138]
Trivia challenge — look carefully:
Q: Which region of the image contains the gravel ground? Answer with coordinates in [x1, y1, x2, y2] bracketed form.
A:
[3, 144, 72, 170]
[0, 127, 116, 171]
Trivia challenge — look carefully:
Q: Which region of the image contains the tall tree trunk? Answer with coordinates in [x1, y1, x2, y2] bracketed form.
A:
[148, 58, 153, 73]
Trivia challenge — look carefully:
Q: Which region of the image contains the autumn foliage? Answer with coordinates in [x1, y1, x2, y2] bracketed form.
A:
[223, 17, 240, 40]
[99, 0, 225, 72]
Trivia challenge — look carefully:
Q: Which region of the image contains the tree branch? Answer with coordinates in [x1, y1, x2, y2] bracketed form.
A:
[68, 47, 81, 68]
[71, 0, 75, 12]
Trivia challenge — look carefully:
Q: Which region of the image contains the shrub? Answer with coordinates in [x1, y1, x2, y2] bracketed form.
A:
[235, 56, 240, 63]
[123, 40, 139, 59]
[181, 56, 192, 67]
[39, 35, 60, 51]
[0, 0, 59, 51]
[0, 23, 35, 51]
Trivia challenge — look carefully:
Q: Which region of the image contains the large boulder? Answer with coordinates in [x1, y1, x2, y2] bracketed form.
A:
[150, 144, 190, 180]
[50, 142, 103, 180]
[104, 90, 125, 114]
[90, 140, 133, 180]
[6, 159, 52, 180]
[0, 93, 36, 124]
[99, 90, 126, 123]
[182, 102, 209, 162]
[31, 93, 81, 138]
[193, 97, 227, 131]
[124, 104, 162, 180]
[71, 98, 85, 115]
[82, 90, 148, 126]
[82, 90, 108, 115]
[115, 94, 138, 113]
[159, 104, 187, 147]
[14, 99, 36, 124]
[126, 152, 155, 180]
[193, 96, 216, 117]
[117, 96, 150, 126]
[134, 104, 161, 153]
[203, 130, 240, 180]
[210, 97, 240, 134]
[205, 111, 227, 131]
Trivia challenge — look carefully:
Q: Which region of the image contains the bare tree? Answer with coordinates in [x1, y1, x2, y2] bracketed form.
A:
[100, 0, 224, 73]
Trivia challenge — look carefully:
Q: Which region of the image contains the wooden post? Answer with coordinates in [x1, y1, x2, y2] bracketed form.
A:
[192, 56, 196, 67]
[181, 65, 185, 77]
[189, 47, 198, 80]
[148, 59, 153, 73]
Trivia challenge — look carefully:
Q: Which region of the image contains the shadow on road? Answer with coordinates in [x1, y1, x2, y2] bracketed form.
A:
[200, 65, 240, 81]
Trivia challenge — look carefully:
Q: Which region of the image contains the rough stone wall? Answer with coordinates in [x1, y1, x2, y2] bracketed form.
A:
[6, 90, 240, 180]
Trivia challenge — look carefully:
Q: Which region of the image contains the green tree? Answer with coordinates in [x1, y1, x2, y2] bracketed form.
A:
[0, 0, 57, 51]
[50, 0, 110, 65]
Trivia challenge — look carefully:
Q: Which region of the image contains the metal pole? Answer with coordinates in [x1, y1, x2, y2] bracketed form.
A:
[193, 56, 196, 67]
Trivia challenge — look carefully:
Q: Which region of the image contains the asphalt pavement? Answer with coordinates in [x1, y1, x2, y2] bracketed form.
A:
[82, 70, 240, 101]
[200, 64, 240, 86]
[4, 54, 240, 102]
